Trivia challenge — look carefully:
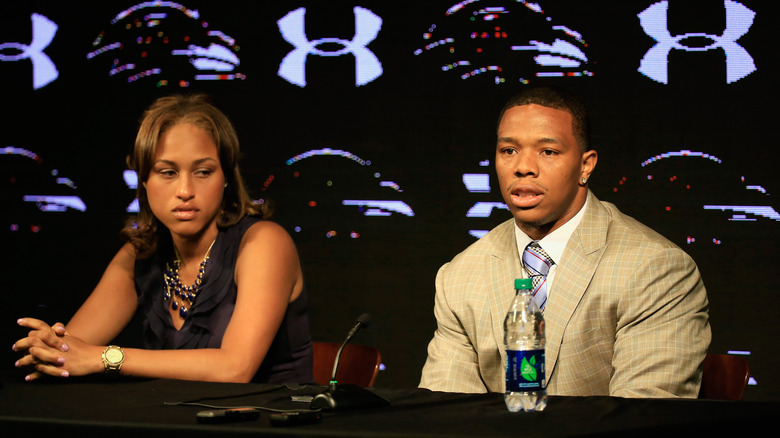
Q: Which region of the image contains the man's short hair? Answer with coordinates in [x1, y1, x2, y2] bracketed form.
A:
[498, 86, 591, 151]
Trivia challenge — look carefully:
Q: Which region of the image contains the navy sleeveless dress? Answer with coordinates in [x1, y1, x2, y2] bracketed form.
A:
[134, 216, 314, 384]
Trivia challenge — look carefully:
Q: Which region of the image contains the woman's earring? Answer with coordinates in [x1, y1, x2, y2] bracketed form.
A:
[581, 177, 587, 184]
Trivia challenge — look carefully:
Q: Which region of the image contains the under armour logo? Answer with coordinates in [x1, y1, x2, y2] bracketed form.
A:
[277, 6, 383, 87]
[638, 0, 756, 84]
[0, 13, 59, 89]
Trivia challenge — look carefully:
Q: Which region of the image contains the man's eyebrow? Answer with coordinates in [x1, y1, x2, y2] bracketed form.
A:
[497, 136, 561, 145]
[536, 137, 561, 145]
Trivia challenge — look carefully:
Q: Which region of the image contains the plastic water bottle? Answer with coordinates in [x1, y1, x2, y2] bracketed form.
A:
[504, 278, 547, 412]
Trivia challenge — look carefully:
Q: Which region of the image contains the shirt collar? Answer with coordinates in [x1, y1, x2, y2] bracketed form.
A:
[514, 195, 589, 264]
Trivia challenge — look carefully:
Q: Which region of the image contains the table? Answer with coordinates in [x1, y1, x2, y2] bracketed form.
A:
[1, 377, 776, 436]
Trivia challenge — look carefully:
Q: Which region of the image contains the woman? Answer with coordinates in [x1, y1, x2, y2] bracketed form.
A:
[12, 94, 313, 384]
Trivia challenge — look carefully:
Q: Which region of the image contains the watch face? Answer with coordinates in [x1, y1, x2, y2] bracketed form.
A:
[106, 348, 123, 363]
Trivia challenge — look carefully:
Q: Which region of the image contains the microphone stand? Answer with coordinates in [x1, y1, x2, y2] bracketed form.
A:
[311, 314, 390, 411]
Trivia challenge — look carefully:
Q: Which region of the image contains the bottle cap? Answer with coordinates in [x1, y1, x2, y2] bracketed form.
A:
[514, 278, 532, 290]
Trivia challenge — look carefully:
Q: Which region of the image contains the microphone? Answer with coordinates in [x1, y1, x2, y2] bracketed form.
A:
[311, 313, 389, 411]
[327, 313, 371, 391]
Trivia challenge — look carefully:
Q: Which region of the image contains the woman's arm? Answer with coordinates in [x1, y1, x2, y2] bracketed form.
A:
[116, 221, 304, 382]
[14, 221, 303, 383]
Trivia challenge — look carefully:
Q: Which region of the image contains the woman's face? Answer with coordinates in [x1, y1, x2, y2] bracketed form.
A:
[145, 122, 225, 241]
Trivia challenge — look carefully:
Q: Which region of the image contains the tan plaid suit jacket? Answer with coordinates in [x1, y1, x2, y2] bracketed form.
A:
[419, 191, 711, 397]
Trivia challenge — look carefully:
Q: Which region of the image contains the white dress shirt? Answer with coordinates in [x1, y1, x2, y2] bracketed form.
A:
[513, 196, 588, 302]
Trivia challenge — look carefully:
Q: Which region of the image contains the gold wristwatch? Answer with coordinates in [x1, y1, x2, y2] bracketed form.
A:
[102, 345, 125, 375]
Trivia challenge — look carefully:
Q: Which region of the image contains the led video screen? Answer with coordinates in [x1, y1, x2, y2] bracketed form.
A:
[2, 0, 777, 399]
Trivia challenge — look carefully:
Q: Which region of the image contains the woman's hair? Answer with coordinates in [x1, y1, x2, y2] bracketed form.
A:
[121, 93, 268, 258]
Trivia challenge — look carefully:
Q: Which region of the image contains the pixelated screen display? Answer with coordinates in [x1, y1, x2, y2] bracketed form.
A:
[2, 0, 777, 399]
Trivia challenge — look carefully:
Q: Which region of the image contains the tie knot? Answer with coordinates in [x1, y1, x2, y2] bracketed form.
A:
[523, 241, 554, 277]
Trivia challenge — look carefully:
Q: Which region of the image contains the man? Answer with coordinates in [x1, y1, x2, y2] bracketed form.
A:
[419, 86, 711, 398]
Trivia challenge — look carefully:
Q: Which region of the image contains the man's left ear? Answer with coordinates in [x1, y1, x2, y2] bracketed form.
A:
[580, 150, 598, 185]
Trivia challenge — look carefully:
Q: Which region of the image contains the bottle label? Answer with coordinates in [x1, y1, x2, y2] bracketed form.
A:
[506, 349, 546, 391]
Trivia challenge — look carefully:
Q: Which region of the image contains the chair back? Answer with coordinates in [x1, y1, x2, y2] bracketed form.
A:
[312, 342, 381, 387]
[698, 353, 750, 400]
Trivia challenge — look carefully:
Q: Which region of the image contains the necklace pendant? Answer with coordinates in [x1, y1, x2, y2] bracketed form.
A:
[162, 238, 215, 320]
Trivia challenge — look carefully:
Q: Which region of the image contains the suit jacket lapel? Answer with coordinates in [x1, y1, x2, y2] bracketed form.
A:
[544, 191, 608, 383]
[486, 220, 525, 368]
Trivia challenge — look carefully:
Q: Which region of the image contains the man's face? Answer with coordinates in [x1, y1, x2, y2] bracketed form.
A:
[495, 104, 597, 240]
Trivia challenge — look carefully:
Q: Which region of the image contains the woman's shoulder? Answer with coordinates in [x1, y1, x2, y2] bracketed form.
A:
[241, 220, 295, 248]
[234, 220, 301, 281]
[221, 216, 295, 254]
[115, 241, 140, 268]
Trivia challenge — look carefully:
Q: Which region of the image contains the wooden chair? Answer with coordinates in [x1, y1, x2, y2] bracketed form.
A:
[698, 353, 750, 400]
[312, 342, 382, 387]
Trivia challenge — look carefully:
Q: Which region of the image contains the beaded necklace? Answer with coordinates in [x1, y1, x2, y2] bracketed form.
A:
[163, 239, 216, 319]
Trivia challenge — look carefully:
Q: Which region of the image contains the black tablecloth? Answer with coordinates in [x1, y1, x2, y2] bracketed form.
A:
[1, 378, 776, 436]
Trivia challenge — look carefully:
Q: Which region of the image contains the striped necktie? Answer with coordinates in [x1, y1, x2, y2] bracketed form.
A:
[522, 241, 554, 311]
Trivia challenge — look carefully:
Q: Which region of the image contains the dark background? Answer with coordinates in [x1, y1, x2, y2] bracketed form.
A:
[2, 0, 777, 400]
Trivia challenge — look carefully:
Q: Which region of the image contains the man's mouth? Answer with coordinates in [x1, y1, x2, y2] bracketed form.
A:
[509, 185, 544, 208]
